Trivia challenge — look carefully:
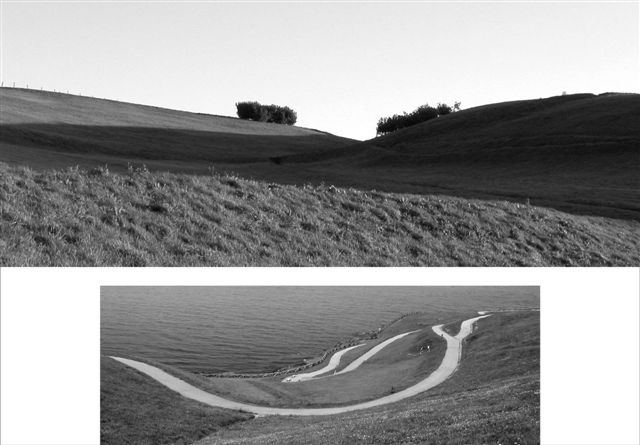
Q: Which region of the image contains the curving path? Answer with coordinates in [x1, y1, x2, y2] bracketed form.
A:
[110, 314, 490, 416]
[284, 329, 419, 383]
[332, 330, 420, 377]
[282, 343, 364, 382]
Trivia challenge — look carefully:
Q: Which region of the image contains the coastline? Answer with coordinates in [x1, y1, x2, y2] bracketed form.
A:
[199, 311, 423, 379]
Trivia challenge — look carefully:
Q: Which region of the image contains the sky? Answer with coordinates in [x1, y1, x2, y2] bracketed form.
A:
[1, 1, 638, 140]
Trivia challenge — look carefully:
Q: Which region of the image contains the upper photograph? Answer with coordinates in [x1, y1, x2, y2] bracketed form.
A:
[1, 2, 638, 266]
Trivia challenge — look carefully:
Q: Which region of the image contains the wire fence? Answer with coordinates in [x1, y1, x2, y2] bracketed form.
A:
[0, 81, 94, 97]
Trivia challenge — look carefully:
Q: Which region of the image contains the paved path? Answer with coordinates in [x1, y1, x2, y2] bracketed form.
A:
[111, 314, 490, 416]
[282, 343, 364, 382]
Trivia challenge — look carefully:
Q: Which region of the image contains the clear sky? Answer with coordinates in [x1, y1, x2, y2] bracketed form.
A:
[1, 1, 638, 140]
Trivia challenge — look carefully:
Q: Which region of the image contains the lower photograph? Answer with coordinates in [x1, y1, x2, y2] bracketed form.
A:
[100, 286, 540, 445]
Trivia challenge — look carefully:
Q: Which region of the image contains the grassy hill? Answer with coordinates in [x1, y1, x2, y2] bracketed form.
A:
[275, 93, 640, 219]
[2, 162, 638, 266]
[0, 87, 354, 171]
[2, 89, 638, 265]
[101, 356, 252, 445]
[2, 88, 637, 220]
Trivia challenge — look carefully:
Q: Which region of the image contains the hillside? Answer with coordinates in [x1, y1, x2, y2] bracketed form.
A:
[274, 93, 640, 219]
[195, 311, 539, 445]
[0, 87, 355, 171]
[101, 356, 251, 445]
[1, 89, 637, 220]
[101, 311, 539, 445]
[2, 162, 638, 266]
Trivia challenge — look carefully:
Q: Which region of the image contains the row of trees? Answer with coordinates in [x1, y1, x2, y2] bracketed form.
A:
[236, 101, 297, 125]
[376, 102, 461, 136]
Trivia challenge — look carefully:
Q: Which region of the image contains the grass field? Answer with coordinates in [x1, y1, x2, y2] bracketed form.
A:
[2, 89, 637, 221]
[2, 162, 638, 266]
[191, 311, 540, 444]
[101, 356, 251, 445]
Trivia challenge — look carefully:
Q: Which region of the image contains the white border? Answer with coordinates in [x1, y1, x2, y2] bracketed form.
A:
[1, 267, 638, 445]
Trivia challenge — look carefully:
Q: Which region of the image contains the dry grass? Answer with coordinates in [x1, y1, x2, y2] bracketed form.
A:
[1, 162, 638, 266]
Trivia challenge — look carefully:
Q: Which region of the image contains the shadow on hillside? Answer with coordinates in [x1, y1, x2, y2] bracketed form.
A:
[0, 123, 349, 164]
[1, 123, 639, 221]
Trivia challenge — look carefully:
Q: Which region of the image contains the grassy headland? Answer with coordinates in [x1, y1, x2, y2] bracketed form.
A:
[194, 311, 539, 445]
[101, 311, 538, 444]
[2, 162, 638, 266]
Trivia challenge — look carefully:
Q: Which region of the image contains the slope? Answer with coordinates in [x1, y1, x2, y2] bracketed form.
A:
[101, 356, 251, 445]
[275, 93, 640, 219]
[0, 87, 355, 171]
[195, 311, 540, 445]
[2, 162, 638, 266]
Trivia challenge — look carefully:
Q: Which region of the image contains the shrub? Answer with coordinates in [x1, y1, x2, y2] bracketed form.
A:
[410, 105, 439, 124]
[376, 101, 461, 136]
[436, 103, 452, 115]
[235, 101, 297, 125]
[235, 101, 262, 120]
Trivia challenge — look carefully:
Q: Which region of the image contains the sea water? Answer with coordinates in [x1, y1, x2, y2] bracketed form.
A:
[101, 286, 538, 373]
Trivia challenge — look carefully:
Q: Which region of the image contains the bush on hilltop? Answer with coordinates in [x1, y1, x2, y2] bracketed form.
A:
[236, 101, 297, 125]
[376, 101, 461, 136]
[235, 101, 263, 121]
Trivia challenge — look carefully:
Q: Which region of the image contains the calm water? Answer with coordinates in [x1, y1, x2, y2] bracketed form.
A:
[101, 286, 538, 373]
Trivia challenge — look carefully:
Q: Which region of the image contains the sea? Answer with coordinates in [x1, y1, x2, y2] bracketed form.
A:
[101, 286, 539, 373]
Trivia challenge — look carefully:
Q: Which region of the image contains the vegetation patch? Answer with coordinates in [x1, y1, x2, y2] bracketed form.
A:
[376, 101, 460, 135]
[236, 101, 297, 125]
